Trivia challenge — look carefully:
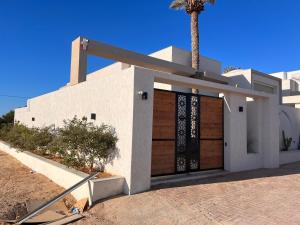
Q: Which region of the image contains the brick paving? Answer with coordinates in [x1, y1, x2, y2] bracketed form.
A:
[77, 162, 300, 225]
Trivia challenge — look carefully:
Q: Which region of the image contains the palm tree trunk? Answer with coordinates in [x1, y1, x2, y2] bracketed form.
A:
[191, 11, 199, 94]
[191, 11, 199, 70]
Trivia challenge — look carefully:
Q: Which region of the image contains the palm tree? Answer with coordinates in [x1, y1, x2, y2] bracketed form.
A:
[170, 0, 215, 71]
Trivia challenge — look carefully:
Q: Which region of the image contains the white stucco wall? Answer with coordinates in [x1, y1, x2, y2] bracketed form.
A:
[279, 105, 300, 150]
[151, 46, 221, 94]
[223, 69, 252, 89]
[271, 71, 287, 80]
[15, 67, 136, 194]
[223, 93, 279, 172]
[280, 150, 300, 165]
[130, 67, 154, 193]
[15, 66, 156, 195]
[271, 70, 300, 80]
[224, 94, 263, 171]
[247, 100, 263, 154]
[224, 69, 281, 104]
[150, 46, 221, 75]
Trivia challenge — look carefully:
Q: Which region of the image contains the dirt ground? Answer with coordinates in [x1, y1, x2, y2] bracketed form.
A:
[75, 162, 300, 225]
[0, 150, 74, 221]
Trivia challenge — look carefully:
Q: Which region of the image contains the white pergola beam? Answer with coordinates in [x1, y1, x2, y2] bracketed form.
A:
[70, 36, 230, 86]
[86, 38, 197, 76]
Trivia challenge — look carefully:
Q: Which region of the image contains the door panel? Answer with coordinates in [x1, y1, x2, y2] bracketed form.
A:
[200, 97, 223, 139]
[151, 141, 175, 176]
[200, 140, 223, 170]
[152, 91, 176, 140]
[200, 96, 224, 170]
[152, 90, 176, 176]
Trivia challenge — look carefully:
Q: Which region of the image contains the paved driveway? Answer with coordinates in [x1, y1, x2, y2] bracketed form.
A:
[77, 163, 300, 225]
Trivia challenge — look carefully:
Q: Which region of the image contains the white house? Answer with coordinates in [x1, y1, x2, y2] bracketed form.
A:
[223, 69, 282, 104]
[15, 37, 285, 195]
[223, 68, 300, 159]
[270, 70, 300, 107]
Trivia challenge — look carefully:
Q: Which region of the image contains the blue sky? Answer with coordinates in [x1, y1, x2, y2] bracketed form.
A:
[0, 0, 299, 116]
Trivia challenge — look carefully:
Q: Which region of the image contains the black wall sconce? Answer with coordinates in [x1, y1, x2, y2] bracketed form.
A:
[91, 113, 96, 120]
[32, 117, 35, 121]
[239, 106, 244, 112]
[138, 91, 148, 100]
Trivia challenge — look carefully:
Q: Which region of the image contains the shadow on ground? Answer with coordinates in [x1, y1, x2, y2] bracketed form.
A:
[152, 162, 300, 190]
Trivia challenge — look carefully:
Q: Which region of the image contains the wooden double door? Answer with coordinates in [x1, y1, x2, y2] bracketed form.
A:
[151, 89, 224, 176]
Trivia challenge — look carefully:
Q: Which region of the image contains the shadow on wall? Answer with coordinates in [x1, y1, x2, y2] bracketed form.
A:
[102, 147, 120, 171]
[152, 162, 300, 191]
[279, 110, 298, 150]
[228, 74, 252, 89]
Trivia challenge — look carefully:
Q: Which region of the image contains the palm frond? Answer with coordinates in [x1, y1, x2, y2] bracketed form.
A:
[170, 0, 187, 9]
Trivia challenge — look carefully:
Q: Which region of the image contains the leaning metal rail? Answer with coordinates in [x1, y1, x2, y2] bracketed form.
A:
[16, 172, 98, 224]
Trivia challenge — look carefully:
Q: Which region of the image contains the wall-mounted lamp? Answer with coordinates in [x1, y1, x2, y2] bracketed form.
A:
[91, 113, 96, 120]
[239, 106, 244, 112]
[138, 91, 148, 100]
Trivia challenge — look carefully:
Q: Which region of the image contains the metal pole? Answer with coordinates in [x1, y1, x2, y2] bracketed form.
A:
[16, 172, 98, 224]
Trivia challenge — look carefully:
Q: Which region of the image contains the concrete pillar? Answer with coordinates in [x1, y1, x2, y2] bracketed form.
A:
[262, 96, 280, 168]
[129, 67, 154, 194]
[223, 93, 247, 172]
[70, 37, 87, 85]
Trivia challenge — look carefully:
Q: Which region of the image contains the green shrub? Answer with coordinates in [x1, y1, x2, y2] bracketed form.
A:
[57, 117, 118, 171]
[0, 123, 13, 141]
[0, 124, 54, 153]
[84, 124, 118, 171]
[31, 126, 55, 155]
[5, 124, 36, 151]
[0, 117, 118, 173]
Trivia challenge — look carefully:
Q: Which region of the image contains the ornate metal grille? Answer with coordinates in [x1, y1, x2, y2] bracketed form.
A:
[176, 93, 200, 173]
[189, 95, 200, 171]
[176, 94, 187, 172]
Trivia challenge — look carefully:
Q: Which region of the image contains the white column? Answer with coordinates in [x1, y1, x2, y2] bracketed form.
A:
[129, 67, 155, 194]
[70, 37, 87, 85]
[262, 96, 280, 168]
[223, 93, 247, 172]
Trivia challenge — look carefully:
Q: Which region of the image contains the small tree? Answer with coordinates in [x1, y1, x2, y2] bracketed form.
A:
[32, 126, 55, 155]
[0, 110, 14, 127]
[85, 125, 118, 172]
[57, 117, 118, 172]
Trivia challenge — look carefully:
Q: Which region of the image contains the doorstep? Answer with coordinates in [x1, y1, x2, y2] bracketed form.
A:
[151, 170, 230, 186]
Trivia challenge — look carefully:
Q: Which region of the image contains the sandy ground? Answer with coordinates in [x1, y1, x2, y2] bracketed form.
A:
[0, 150, 74, 221]
[75, 162, 300, 225]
